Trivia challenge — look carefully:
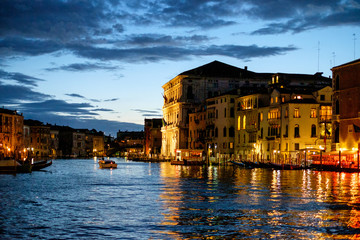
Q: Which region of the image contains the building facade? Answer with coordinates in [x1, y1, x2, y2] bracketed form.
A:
[331, 59, 360, 152]
[0, 108, 24, 159]
[161, 61, 270, 158]
[206, 92, 237, 162]
[144, 118, 162, 157]
[23, 120, 52, 159]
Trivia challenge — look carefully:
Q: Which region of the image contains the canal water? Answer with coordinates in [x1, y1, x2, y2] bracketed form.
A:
[1, 158, 360, 239]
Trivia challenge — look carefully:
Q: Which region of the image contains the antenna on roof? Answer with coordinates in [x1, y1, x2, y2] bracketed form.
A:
[354, 33, 356, 60]
[317, 41, 320, 72]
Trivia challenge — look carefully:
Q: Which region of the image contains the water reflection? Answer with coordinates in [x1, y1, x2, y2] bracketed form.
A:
[1, 159, 360, 239]
[158, 165, 360, 239]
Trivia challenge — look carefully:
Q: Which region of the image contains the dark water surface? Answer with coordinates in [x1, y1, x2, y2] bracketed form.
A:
[1, 158, 360, 239]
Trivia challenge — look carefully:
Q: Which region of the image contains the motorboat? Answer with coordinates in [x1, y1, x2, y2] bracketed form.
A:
[98, 159, 117, 169]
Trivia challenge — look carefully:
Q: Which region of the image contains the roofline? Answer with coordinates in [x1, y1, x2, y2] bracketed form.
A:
[332, 58, 360, 70]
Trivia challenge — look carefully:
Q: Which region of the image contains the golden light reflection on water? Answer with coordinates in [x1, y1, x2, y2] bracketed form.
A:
[156, 163, 360, 239]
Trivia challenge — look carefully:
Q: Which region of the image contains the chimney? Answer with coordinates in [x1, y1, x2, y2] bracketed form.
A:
[245, 66, 248, 71]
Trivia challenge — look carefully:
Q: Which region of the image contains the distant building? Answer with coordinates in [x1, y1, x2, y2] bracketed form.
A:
[117, 130, 144, 156]
[49, 127, 60, 158]
[0, 108, 24, 159]
[144, 119, 162, 157]
[24, 119, 51, 158]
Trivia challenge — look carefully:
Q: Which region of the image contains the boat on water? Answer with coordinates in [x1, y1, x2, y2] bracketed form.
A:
[171, 149, 205, 166]
[230, 160, 252, 168]
[32, 160, 52, 171]
[268, 162, 306, 170]
[98, 159, 117, 168]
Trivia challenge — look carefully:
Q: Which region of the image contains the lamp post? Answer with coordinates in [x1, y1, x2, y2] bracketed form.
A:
[339, 149, 342, 170]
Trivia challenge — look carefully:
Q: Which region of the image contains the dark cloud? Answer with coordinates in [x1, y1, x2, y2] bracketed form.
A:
[45, 62, 119, 72]
[20, 99, 97, 116]
[65, 93, 86, 99]
[66, 93, 119, 103]
[1, 0, 358, 44]
[248, 1, 360, 35]
[67, 43, 297, 62]
[0, 69, 44, 86]
[132, 109, 162, 114]
[0, 37, 63, 56]
[92, 108, 114, 112]
[0, 0, 112, 41]
[104, 98, 119, 102]
[132, 109, 162, 117]
[124, 34, 211, 47]
[23, 113, 142, 136]
[0, 82, 51, 104]
[4, 0, 343, 62]
[142, 114, 163, 117]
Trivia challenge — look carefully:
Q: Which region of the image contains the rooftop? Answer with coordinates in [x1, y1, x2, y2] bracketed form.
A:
[180, 60, 251, 78]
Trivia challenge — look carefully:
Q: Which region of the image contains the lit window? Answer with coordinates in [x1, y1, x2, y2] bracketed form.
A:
[294, 108, 300, 118]
[310, 108, 317, 118]
[237, 116, 241, 131]
[243, 115, 246, 129]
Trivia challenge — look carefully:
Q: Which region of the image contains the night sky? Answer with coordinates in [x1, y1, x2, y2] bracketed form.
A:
[1, 0, 359, 136]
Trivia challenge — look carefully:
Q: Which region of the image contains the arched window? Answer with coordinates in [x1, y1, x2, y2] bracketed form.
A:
[230, 107, 234, 118]
[334, 127, 339, 143]
[237, 116, 241, 131]
[335, 75, 340, 90]
[243, 115, 246, 129]
[229, 127, 235, 137]
[294, 124, 300, 138]
[335, 100, 339, 115]
[311, 124, 316, 137]
[187, 85, 194, 99]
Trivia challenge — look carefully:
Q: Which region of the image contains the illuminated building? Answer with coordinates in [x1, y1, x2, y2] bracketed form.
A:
[206, 92, 238, 162]
[331, 58, 360, 152]
[311, 59, 360, 171]
[23, 119, 51, 158]
[235, 72, 332, 163]
[188, 107, 206, 151]
[161, 61, 270, 158]
[0, 108, 24, 159]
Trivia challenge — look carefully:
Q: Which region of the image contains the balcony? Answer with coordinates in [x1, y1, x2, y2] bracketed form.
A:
[320, 115, 332, 122]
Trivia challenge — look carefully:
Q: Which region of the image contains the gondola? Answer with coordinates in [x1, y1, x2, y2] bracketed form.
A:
[32, 160, 53, 171]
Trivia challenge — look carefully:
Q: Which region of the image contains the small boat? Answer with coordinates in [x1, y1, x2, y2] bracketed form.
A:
[268, 162, 304, 170]
[32, 160, 52, 171]
[230, 160, 252, 168]
[99, 159, 117, 168]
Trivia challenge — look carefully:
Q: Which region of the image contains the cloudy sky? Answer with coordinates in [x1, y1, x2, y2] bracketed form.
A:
[1, 0, 359, 136]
